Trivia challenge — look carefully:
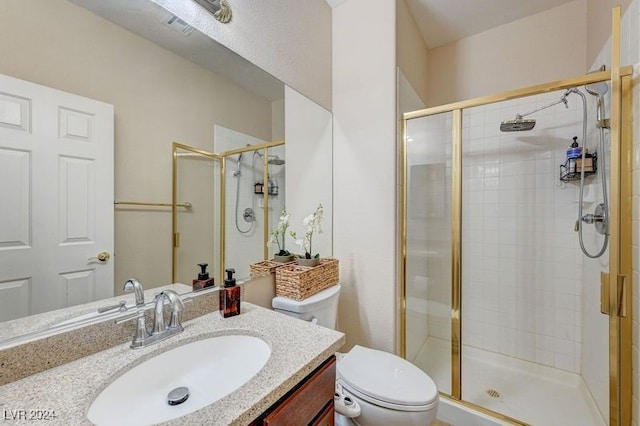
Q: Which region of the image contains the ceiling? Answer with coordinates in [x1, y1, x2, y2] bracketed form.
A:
[325, 0, 577, 49]
[70, 0, 284, 101]
[77, 0, 580, 86]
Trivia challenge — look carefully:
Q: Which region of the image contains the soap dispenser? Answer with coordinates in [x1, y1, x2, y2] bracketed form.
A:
[566, 136, 582, 173]
[220, 268, 240, 317]
[193, 263, 215, 291]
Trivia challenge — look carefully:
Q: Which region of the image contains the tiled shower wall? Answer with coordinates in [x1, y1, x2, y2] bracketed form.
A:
[407, 94, 595, 375]
[460, 94, 589, 374]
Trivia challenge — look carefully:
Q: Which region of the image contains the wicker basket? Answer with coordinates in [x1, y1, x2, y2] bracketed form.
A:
[275, 258, 339, 301]
[249, 260, 291, 277]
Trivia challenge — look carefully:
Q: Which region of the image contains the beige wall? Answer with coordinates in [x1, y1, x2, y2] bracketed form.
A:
[587, 0, 631, 66]
[0, 0, 274, 292]
[153, 0, 333, 111]
[333, 0, 397, 352]
[426, 0, 588, 106]
[396, 0, 429, 105]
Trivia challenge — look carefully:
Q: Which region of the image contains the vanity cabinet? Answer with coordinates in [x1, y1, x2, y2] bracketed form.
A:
[253, 355, 336, 426]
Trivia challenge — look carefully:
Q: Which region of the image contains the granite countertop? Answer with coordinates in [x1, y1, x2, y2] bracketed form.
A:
[0, 302, 345, 425]
[0, 284, 193, 346]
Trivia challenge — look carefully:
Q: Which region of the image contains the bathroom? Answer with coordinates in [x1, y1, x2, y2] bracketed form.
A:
[0, 0, 639, 425]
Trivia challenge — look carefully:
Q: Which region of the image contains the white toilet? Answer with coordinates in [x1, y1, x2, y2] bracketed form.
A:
[272, 284, 439, 426]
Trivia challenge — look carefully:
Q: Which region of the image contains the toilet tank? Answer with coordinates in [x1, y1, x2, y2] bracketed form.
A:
[272, 284, 340, 329]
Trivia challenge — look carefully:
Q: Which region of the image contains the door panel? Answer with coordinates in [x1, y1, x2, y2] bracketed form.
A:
[0, 73, 114, 321]
[0, 148, 30, 249]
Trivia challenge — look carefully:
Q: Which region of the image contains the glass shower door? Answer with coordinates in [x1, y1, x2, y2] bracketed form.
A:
[173, 145, 222, 285]
[405, 112, 453, 395]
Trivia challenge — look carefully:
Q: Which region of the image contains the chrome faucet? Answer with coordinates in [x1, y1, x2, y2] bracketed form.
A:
[123, 278, 145, 307]
[116, 280, 187, 349]
[152, 290, 185, 335]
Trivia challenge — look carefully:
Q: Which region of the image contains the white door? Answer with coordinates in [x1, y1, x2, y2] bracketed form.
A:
[0, 73, 114, 321]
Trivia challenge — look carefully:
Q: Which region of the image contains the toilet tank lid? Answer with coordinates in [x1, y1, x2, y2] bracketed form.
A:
[272, 284, 340, 313]
[337, 345, 438, 408]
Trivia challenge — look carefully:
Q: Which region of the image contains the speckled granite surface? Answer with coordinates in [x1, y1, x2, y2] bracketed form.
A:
[0, 303, 345, 425]
[0, 284, 193, 344]
[0, 286, 220, 386]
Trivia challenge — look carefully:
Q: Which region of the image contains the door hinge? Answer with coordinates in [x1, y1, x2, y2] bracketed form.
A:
[173, 232, 180, 248]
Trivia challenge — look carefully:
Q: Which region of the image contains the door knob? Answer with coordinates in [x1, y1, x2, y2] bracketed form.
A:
[89, 251, 111, 262]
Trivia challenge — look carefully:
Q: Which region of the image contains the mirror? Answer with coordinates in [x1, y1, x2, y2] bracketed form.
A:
[0, 0, 332, 341]
[173, 140, 286, 285]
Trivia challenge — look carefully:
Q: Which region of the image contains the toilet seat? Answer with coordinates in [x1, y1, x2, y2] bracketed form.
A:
[337, 345, 438, 412]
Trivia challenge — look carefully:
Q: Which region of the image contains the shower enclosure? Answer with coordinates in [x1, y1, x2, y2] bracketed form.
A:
[171, 138, 285, 285]
[401, 65, 632, 425]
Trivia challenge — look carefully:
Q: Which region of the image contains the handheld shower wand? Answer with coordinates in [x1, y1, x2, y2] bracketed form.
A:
[568, 86, 610, 259]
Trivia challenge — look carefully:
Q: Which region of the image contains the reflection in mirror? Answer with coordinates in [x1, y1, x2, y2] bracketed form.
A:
[284, 87, 333, 260]
[230, 146, 289, 277]
[0, 0, 284, 331]
[173, 140, 286, 285]
[216, 131, 286, 280]
[0, 0, 333, 344]
[175, 145, 221, 288]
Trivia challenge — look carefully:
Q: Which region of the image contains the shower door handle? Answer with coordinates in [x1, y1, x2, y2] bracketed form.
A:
[616, 275, 627, 318]
[601, 272, 628, 317]
[600, 272, 610, 315]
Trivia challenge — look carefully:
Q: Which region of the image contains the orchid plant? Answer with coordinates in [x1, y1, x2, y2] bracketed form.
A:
[291, 204, 324, 259]
[268, 209, 291, 256]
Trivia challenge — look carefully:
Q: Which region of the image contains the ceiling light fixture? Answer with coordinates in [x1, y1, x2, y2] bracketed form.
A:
[192, 0, 232, 23]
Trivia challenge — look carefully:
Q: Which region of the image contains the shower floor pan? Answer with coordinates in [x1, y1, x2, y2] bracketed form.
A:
[414, 337, 605, 426]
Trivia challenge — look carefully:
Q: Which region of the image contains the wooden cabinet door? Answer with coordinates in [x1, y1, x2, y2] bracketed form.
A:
[311, 402, 335, 426]
[262, 356, 335, 425]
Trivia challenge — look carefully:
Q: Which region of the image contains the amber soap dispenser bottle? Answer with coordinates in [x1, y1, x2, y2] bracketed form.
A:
[220, 268, 240, 318]
[193, 263, 215, 291]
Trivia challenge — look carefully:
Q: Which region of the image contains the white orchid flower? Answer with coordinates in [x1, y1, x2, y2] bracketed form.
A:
[268, 209, 295, 254]
[302, 214, 314, 226]
[289, 204, 324, 259]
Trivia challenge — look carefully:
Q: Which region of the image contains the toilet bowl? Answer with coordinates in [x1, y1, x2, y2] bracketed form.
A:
[272, 284, 439, 425]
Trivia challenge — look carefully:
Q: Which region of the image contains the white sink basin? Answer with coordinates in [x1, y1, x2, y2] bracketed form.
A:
[87, 335, 271, 426]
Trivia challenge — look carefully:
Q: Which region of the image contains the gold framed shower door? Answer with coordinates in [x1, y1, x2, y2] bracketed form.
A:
[400, 8, 632, 425]
[171, 140, 285, 284]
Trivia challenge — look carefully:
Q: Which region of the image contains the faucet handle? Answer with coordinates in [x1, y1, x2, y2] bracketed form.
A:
[115, 310, 150, 349]
[98, 300, 128, 314]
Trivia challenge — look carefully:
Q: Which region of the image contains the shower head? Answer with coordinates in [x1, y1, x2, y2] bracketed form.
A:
[499, 91, 573, 132]
[585, 80, 608, 126]
[254, 150, 285, 165]
[233, 152, 242, 177]
[268, 156, 285, 165]
[500, 117, 536, 132]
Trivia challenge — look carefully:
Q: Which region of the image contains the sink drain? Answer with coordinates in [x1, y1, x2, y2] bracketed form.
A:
[486, 389, 501, 399]
[167, 386, 190, 406]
